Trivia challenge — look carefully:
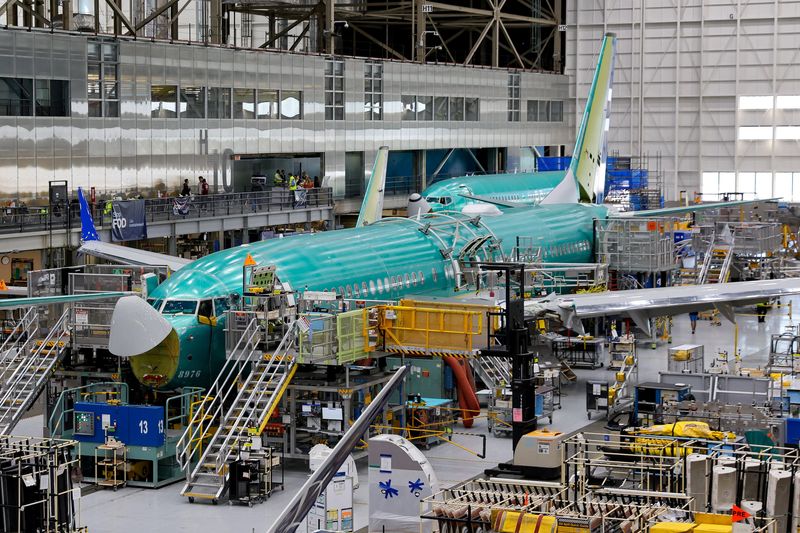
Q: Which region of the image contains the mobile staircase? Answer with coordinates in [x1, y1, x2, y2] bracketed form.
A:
[177, 319, 298, 504]
[0, 307, 70, 434]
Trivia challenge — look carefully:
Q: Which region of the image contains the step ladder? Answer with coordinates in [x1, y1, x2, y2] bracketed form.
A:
[475, 356, 511, 389]
[0, 308, 70, 434]
[178, 319, 298, 504]
[702, 244, 734, 284]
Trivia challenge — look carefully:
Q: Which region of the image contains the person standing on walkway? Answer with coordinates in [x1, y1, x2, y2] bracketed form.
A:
[289, 174, 298, 207]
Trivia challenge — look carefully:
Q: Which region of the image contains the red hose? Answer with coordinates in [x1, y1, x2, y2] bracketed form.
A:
[444, 357, 480, 428]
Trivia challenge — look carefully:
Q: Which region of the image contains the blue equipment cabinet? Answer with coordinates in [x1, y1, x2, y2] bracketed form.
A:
[72, 402, 165, 447]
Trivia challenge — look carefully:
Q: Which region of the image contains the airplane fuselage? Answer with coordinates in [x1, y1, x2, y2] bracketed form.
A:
[135, 202, 607, 390]
[422, 171, 565, 212]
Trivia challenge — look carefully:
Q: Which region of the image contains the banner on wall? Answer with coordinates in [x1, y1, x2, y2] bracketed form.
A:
[111, 200, 147, 242]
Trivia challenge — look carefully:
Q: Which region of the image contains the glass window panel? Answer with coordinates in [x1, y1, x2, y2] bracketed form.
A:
[325, 107, 334, 120]
[103, 64, 117, 81]
[738, 172, 756, 200]
[334, 77, 344, 91]
[104, 100, 119, 117]
[794, 173, 800, 203]
[738, 126, 772, 140]
[87, 63, 101, 82]
[35, 79, 69, 117]
[87, 42, 101, 61]
[774, 173, 792, 203]
[325, 77, 333, 91]
[88, 100, 102, 117]
[718, 172, 736, 194]
[208, 87, 231, 119]
[401, 95, 416, 120]
[334, 92, 343, 106]
[334, 107, 343, 120]
[280, 90, 301, 119]
[180, 86, 205, 119]
[102, 43, 118, 62]
[373, 79, 382, 92]
[738, 95, 773, 110]
[434, 96, 448, 120]
[755, 172, 772, 198]
[103, 81, 118, 99]
[701, 172, 719, 198]
[0, 78, 32, 116]
[233, 88, 255, 119]
[418, 96, 433, 121]
[538, 100, 550, 122]
[87, 80, 101, 99]
[450, 97, 464, 121]
[334, 61, 344, 76]
[776, 95, 800, 109]
[527, 100, 538, 121]
[151, 84, 177, 118]
[551, 100, 563, 122]
[465, 98, 479, 121]
[257, 89, 278, 119]
[324, 61, 333, 76]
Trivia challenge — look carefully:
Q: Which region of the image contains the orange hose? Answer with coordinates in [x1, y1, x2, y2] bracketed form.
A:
[444, 357, 480, 428]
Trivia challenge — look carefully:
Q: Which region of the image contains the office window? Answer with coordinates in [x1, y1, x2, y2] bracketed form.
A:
[257, 89, 278, 119]
[364, 61, 383, 120]
[401, 95, 416, 121]
[538, 100, 550, 122]
[551, 100, 563, 122]
[450, 97, 464, 121]
[208, 87, 231, 119]
[774, 173, 800, 203]
[233, 88, 256, 119]
[508, 72, 520, 122]
[418, 96, 433, 121]
[179, 86, 205, 119]
[737, 172, 756, 200]
[34, 80, 69, 117]
[527, 100, 538, 121]
[151, 85, 177, 118]
[0, 78, 32, 116]
[465, 98, 479, 121]
[325, 59, 345, 120]
[281, 90, 302, 120]
[434, 96, 448, 121]
[87, 39, 119, 117]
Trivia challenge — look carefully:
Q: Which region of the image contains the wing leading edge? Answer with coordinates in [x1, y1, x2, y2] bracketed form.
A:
[76, 188, 192, 272]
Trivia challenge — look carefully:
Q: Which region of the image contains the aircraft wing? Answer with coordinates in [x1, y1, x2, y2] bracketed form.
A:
[458, 193, 526, 209]
[529, 278, 800, 336]
[624, 198, 780, 218]
[78, 240, 192, 272]
[0, 292, 132, 310]
[76, 187, 191, 271]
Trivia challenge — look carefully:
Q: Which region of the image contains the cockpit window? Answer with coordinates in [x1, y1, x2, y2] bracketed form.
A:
[147, 298, 163, 311]
[198, 299, 213, 318]
[425, 196, 452, 206]
[162, 300, 198, 315]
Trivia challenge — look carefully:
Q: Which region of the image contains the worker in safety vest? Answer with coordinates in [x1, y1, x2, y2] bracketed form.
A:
[288, 174, 298, 207]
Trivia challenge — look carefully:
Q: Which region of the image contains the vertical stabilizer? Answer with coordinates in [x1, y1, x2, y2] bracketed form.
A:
[78, 187, 100, 242]
[356, 146, 389, 227]
[541, 33, 616, 205]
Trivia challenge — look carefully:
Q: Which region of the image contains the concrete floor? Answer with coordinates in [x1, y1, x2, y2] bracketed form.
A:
[17, 300, 797, 532]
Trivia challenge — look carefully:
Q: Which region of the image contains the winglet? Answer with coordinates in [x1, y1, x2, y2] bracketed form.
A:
[356, 146, 389, 227]
[542, 33, 616, 205]
[78, 187, 100, 242]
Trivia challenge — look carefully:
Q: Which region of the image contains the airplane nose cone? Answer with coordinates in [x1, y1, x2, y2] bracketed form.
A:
[109, 296, 172, 357]
[408, 193, 431, 217]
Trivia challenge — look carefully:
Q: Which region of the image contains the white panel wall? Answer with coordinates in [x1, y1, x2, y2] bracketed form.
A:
[567, 0, 800, 201]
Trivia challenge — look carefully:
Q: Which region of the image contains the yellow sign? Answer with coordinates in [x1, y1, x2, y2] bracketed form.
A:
[243, 253, 257, 267]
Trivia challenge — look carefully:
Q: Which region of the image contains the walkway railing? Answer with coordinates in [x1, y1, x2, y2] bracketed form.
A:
[0, 187, 333, 235]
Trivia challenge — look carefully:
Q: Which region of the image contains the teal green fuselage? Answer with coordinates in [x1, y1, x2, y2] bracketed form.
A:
[146, 203, 608, 390]
[422, 171, 565, 212]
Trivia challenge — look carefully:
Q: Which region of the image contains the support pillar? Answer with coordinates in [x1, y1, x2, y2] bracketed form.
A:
[418, 150, 427, 191]
[8, 1, 18, 25]
[553, 0, 562, 73]
[324, 0, 334, 54]
[210, 0, 222, 44]
[168, 235, 178, 257]
[61, 0, 70, 29]
[170, 0, 178, 40]
[22, 0, 32, 26]
[414, 0, 425, 62]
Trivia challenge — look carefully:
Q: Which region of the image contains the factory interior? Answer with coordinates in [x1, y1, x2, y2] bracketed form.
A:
[3, 1, 800, 532]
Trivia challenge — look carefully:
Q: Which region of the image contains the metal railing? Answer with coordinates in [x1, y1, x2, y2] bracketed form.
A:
[0, 307, 38, 386]
[47, 382, 129, 438]
[176, 316, 261, 473]
[0, 187, 333, 235]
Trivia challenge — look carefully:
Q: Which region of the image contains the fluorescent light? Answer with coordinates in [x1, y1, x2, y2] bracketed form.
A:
[738, 126, 773, 140]
[776, 95, 800, 109]
[739, 96, 774, 110]
[776, 126, 800, 140]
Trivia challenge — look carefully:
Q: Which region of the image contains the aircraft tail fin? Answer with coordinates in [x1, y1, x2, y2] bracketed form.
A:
[541, 33, 616, 205]
[356, 146, 389, 227]
[78, 187, 100, 242]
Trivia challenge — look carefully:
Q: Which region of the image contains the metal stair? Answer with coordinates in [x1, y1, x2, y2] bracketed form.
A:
[178, 319, 298, 503]
[0, 308, 70, 434]
[475, 356, 511, 389]
[703, 244, 734, 284]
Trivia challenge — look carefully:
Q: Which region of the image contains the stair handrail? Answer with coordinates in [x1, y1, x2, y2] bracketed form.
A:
[210, 320, 298, 477]
[0, 307, 39, 383]
[176, 316, 261, 472]
[0, 309, 70, 432]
